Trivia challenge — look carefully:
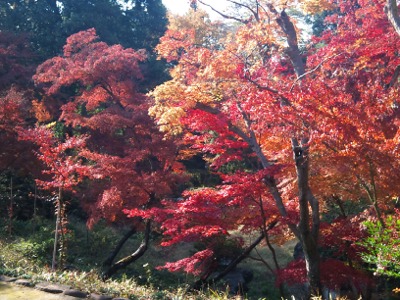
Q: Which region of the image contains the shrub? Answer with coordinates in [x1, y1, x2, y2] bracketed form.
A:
[360, 213, 400, 278]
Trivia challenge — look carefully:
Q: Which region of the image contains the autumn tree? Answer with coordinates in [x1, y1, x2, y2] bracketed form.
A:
[0, 86, 31, 233]
[309, 0, 400, 287]
[143, 0, 400, 298]
[33, 29, 187, 278]
[0, 31, 41, 230]
[149, 3, 325, 297]
[0, 31, 34, 142]
[19, 127, 92, 270]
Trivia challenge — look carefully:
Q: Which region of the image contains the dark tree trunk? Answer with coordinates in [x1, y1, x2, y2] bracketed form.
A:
[276, 10, 305, 77]
[292, 138, 323, 298]
[102, 220, 151, 280]
[102, 226, 137, 270]
[193, 222, 280, 291]
[192, 232, 265, 290]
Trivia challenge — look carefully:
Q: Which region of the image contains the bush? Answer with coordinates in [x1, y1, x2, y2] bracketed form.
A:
[360, 213, 400, 278]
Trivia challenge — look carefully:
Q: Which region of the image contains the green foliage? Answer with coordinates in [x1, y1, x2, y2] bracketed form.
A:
[11, 239, 53, 264]
[150, 290, 168, 300]
[0, 218, 54, 269]
[360, 214, 400, 278]
[0, 171, 36, 222]
[322, 197, 370, 223]
[193, 235, 244, 269]
[0, 217, 299, 299]
[305, 8, 338, 37]
[0, 0, 167, 60]
[52, 122, 66, 139]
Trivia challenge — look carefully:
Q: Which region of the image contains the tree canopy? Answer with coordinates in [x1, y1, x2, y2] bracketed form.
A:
[143, 0, 400, 296]
[1, 0, 400, 298]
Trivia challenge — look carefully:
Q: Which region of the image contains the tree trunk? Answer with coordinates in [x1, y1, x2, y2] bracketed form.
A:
[192, 232, 265, 290]
[102, 226, 137, 270]
[52, 187, 62, 271]
[193, 222, 279, 291]
[8, 176, 13, 236]
[292, 138, 323, 298]
[32, 183, 37, 234]
[102, 220, 151, 280]
[385, 0, 400, 37]
[276, 10, 305, 77]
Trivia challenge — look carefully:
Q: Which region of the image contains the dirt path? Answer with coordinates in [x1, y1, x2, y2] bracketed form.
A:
[0, 282, 77, 300]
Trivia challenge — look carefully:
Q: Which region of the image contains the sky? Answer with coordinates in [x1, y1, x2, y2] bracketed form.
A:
[162, 0, 226, 19]
[162, 0, 191, 15]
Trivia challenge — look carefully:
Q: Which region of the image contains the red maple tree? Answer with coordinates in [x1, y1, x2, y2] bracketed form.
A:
[0, 31, 36, 172]
[19, 126, 92, 270]
[33, 28, 187, 278]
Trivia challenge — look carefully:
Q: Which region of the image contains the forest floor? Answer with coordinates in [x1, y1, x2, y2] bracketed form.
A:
[0, 281, 77, 300]
[0, 216, 299, 299]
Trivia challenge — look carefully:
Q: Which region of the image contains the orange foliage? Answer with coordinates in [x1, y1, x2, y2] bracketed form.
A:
[148, 0, 400, 285]
[31, 99, 52, 122]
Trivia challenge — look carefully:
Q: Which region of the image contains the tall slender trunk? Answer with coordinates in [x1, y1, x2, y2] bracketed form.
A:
[259, 198, 285, 298]
[32, 183, 37, 234]
[52, 186, 62, 271]
[8, 176, 13, 236]
[59, 200, 67, 269]
[274, 6, 323, 296]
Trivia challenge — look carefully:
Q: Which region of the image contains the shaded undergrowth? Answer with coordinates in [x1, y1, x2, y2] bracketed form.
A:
[0, 216, 272, 299]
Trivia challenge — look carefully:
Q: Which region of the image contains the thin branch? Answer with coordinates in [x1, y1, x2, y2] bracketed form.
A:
[248, 251, 274, 273]
[368, 161, 378, 207]
[244, 74, 292, 106]
[322, 141, 339, 153]
[192, 231, 267, 290]
[244, 74, 280, 94]
[290, 52, 345, 92]
[386, 64, 400, 89]
[198, 0, 249, 24]
[331, 195, 347, 218]
[356, 175, 374, 203]
[236, 101, 274, 169]
[226, 0, 260, 21]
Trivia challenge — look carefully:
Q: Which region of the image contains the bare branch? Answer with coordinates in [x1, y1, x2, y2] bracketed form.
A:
[244, 74, 292, 106]
[386, 64, 400, 89]
[249, 251, 274, 273]
[290, 52, 345, 92]
[198, 0, 250, 23]
[226, 0, 260, 21]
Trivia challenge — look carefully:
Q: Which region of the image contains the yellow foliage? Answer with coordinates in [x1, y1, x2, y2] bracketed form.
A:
[300, 0, 336, 14]
[167, 9, 228, 49]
